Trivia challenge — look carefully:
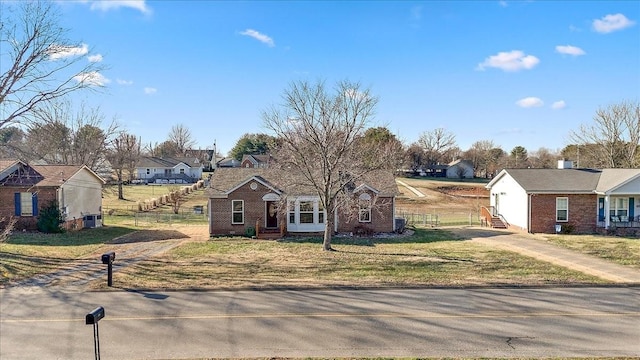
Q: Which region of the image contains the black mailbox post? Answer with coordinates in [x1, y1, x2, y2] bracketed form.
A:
[101, 252, 115, 286]
[86, 306, 105, 360]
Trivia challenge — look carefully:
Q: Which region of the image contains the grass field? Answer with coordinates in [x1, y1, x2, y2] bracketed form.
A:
[99, 227, 605, 290]
[543, 234, 640, 269]
[102, 184, 210, 215]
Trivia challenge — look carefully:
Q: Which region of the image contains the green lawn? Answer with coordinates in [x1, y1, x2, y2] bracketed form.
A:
[108, 228, 604, 290]
[543, 234, 640, 269]
[0, 226, 136, 285]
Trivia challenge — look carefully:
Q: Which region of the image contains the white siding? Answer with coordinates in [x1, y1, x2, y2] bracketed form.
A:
[489, 173, 529, 230]
[59, 169, 103, 221]
[611, 177, 640, 194]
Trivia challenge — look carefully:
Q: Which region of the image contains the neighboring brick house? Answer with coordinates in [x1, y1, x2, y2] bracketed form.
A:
[207, 168, 399, 237]
[0, 160, 105, 231]
[240, 154, 273, 169]
[485, 161, 640, 234]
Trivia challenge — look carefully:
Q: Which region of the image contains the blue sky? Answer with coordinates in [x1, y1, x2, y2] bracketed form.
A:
[52, 0, 639, 156]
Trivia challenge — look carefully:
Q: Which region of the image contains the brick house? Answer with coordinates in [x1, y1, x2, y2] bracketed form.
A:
[240, 154, 273, 169]
[484, 161, 640, 234]
[207, 168, 399, 238]
[0, 160, 105, 231]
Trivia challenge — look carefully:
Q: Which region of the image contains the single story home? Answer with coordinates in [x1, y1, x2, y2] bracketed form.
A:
[135, 157, 203, 184]
[0, 160, 105, 231]
[240, 154, 273, 169]
[446, 159, 474, 179]
[484, 160, 640, 234]
[207, 168, 399, 238]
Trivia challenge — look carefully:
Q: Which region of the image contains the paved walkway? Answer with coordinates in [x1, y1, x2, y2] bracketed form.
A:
[451, 227, 640, 284]
[396, 179, 426, 197]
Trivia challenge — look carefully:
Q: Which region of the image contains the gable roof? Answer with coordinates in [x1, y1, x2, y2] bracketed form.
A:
[31, 164, 105, 186]
[207, 168, 398, 198]
[137, 156, 202, 168]
[487, 168, 640, 194]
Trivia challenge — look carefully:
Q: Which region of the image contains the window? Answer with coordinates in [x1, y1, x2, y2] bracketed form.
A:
[556, 197, 568, 222]
[231, 200, 244, 224]
[14, 192, 37, 217]
[146, 168, 150, 175]
[179, 168, 185, 174]
[288, 201, 295, 224]
[318, 202, 325, 224]
[359, 193, 372, 223]
[610, 198, 628, 217]
[299, 201, 314, 224]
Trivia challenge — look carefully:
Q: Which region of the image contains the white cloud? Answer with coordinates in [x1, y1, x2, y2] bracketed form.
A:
[592, 13, 635, 33]
[89, 0, 151, 14]
[499, 1, 508, 7]
[74, 71, 110, 86]
[551, 100, 566, 109]
[555, 45, 586, 56]
[516, 97, 544, 108]
[144, 87, 157, 94]
[48, 43, 89, 60]
[116, 79, 133, 85]
[476, 50, 540, 72]
[240, 29, 275, 47]
[88, 54, 103, 62]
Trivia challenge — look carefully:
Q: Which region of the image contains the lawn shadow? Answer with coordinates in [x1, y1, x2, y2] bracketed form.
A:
[107, 230, 190, 244]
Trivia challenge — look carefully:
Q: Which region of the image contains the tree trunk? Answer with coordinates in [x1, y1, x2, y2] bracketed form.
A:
[323, 218, 334, 251]
[117, 170, 124, 200]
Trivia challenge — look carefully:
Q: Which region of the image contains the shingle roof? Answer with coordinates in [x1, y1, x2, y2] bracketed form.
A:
[137, 157, 201, 168]
[31, 165, 84, 187]
[491, 168, 640, 194]
[207, 168, 398, 198]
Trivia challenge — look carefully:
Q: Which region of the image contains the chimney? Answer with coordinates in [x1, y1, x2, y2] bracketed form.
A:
[558, 159, 573, 169]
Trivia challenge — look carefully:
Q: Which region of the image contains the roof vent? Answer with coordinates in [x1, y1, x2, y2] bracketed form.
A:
[558, 160, 573, 169]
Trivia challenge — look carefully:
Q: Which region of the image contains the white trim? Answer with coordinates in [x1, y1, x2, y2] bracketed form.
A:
[226, 176, 281, 195]
[262, 193, 280, 201]
[231, 199, 244, 224]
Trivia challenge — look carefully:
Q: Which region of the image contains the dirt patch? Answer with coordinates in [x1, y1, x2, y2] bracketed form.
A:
[436, 186, 489, 198]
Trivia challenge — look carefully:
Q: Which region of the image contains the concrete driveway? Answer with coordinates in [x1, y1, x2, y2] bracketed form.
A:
[451, 227, 640, 284]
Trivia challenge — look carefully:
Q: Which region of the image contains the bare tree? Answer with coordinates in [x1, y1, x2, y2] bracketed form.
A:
[417, 128, 457, 166]
[463, 140, 496, 178]
[0, 0, 106, 129]
[405, 143, 426, 173]
[529, 147, 559, 168]
[263, 79, 396, 251]
[167, 124, 196, 156]
[24, 100, 118, 173]
[570, 99, 640, 168]
[107, 132, 142, 200]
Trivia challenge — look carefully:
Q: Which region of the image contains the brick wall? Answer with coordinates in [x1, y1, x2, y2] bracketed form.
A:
[210, 181, 280, 236]
[336, 196, 395, 233]
[530, 194, 596, 234]
[0, 186, 58, 231]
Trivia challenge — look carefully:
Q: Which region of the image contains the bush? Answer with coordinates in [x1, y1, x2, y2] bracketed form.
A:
[37, 201, 65, 233]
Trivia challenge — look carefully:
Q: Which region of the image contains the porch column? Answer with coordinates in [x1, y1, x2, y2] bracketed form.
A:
[604, 195, 611, 229]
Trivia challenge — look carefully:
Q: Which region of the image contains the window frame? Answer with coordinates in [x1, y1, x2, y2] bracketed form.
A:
[231, 200, 244, 224]
[556, 197, 568, 222]
[358, 193, 372, 223]
[299, 201, 314, 224]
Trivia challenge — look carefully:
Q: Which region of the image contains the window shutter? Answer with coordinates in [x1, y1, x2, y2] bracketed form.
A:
[630, 197, 635, 218]
[14, 193, 21, 216]
[32, 194, 38, 217]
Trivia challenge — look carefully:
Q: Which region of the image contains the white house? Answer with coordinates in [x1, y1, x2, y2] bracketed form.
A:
[135, 157, 203, 184]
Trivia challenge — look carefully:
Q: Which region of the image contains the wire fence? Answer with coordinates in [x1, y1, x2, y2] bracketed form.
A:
[395, 210, 482, 227]
[102, 206, 208, 227]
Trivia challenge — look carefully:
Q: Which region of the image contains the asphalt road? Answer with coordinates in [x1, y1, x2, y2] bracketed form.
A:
[1, 286, 638, 359]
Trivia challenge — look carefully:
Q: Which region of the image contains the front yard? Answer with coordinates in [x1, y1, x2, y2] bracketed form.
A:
[543, 234, 640, 269]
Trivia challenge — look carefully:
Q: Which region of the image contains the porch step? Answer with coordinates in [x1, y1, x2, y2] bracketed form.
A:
[256, 229, 283, 240]
[491, 217, 507, 229]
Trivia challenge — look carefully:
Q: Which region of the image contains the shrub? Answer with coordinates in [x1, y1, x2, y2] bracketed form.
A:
[37, 201, 65, 233]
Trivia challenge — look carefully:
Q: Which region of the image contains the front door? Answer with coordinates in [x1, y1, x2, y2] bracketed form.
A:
[266, 201, 278, 228]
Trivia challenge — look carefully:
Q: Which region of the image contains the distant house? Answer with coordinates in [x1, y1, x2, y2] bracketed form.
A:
[135, 157, 203, 184]
[216, 157, 241, 168]
[446, 159, 474, 179]
[184, 149, 216, 171]
[0, 160, 105, 231]
[484, 160, 640, 234]
[207, 168, 399, 238]
[240, 154, 273, 169]
[423, 164, 448, 177]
